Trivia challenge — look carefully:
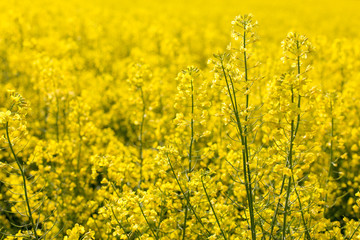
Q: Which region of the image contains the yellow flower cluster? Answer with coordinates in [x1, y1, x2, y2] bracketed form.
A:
[1, 0, 360, 239]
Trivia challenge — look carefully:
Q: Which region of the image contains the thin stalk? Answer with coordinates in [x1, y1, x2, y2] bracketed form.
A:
[167, 154, 211, 236]
[6, 121, 39, 240]
[62, 95, 69, 138]
[183, 76, 194, 240]
[138, 202, 159, 240]
[292, 175, 312, 240]
[243, 28, 257, 240]
[55, 96, 60, 142]
[282, 55, 297, 238]
[283, 50, 311, 240]
[221, 54, 256, 240]
[201, 176, 228, 240]
[110, 207, 130, 240]
[270, 54, 303, 239]
[294, 54, 311, 240]
[324, 97, 334, 215]
[347, 222, 360, 240]
[182, 202, 188, 240]
[76, 114, 82, 192]
[189, 77, 194, 173]
[294, 55, 301, 138]
[156, 196, 165, 237]
[269, 176, 287, 239]
[282, 126, 294, 240]
[138, 87, 146, 188]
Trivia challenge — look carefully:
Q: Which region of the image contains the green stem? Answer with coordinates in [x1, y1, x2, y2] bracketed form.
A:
[6, 121, 39, 240]
[282, 173, 292, 240]
[183, 76, 194, 240]
[138, 87, 145, 188]
[283, 51, 311, 240]
[325, 97, 334, 216]
[282, 72, 296, 240]
[76, 113, 82, 192]
[269, 176, 287, 239]
[182, 203, 188, 240]
[201, 176, 228, 240]
[347, 222, 360, 240]
[292, 175, 311, 240]
[110, 207, 130, 240]
[55, 96, 60, 142]
[167, 154, 211, 236]
[189, 77, 194, 173]
[138, 202, 159, 240]
[243, 29, 257, 240]
[221, 55, 256, 240]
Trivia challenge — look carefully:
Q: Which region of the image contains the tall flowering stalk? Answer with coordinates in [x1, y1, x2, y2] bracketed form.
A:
[171, 66, 212, 239]
[210, 14, 259, 240]
[268, 32, 314, 240]
[181, 67, 195, 240]
[127, 61, 152, 188]
[0, 92, 39, 239]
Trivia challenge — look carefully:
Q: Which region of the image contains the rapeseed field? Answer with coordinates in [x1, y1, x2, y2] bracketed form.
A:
[1, 0, 360, 239]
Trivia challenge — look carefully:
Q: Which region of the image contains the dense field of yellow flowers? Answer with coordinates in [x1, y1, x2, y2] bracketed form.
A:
[1, 0, 360, 239]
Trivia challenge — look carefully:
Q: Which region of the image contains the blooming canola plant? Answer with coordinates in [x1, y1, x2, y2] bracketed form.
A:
[0, 0, 360, 239]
